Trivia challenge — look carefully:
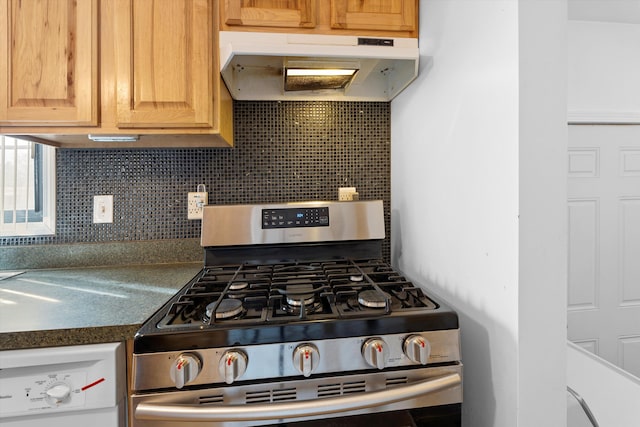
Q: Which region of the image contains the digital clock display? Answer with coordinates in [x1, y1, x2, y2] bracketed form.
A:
[262, 207, 329, 229]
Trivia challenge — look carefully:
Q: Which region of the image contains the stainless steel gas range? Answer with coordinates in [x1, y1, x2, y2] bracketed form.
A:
[130, 200, 462, 427]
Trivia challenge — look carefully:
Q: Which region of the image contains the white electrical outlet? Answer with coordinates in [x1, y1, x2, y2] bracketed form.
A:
[188, 192, 208, 220]
[338, 187, 357, 201]
[93, 195, 113, 223]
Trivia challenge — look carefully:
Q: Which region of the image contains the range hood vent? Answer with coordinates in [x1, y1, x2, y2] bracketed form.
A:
[219, 31, 419, 102]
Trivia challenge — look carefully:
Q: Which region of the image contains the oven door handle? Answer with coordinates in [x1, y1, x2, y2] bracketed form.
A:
[135, 372, 461, 422]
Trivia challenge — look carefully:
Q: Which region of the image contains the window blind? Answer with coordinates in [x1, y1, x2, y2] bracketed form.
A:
[0, 136, 55, 236]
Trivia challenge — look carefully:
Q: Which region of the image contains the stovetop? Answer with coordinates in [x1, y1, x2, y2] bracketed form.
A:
[157, 258, 437, 328]
[133, 201, 458, 353]
[134, 257, 458, 353]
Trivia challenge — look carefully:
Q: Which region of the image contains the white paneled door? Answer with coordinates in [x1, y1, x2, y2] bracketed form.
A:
[568, 125, 640, 378]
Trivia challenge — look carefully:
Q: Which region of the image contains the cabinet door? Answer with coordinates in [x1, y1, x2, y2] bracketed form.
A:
[330, 0, 416, 32]
[114, 0, 213, 129]
[224, 0, 316, 28]
[0, 0, 98, 126]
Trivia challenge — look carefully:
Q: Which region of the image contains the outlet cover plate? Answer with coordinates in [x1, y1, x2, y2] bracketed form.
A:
[338, 187, 357, 201]
[188, 192, 208, 220]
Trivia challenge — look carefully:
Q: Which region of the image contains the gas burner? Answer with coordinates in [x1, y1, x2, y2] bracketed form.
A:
[358, 289, 391, 308]
[156, 257, 441, 328]
[284, 284, 316, 307]
[349, 274, 364, 282]
[206, 299, 244, 320]
[229, 281, 249, 290]
[286, 295, 317, 307]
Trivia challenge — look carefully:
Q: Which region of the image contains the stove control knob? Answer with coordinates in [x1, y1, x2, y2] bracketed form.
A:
[403, 335, 431, 365]
[170, 353, 201, 389]
[219, 350, 248, 384]
[292, 344, 320, 377]
[362, 338, 388, 369]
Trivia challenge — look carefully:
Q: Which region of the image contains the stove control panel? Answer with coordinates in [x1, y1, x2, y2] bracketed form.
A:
[262, 207, 329, 229]
[133, 329, 461, 391]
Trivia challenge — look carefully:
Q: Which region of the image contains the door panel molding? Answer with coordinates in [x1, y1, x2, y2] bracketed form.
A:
[618, 336, 640, 377]
[568, 198, 600, 310]
[569, 148, 600, 178]
[619, 198, 640, 305]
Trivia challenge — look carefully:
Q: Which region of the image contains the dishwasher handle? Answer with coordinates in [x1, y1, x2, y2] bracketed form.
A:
[136, 372, 461, 423]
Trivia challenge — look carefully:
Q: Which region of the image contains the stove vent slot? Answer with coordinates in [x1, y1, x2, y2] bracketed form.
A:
[199, 394, 225, 405]
[386, 376, 409, 387]
[246, 387, 297, 403]
[317, 380, 366, 397]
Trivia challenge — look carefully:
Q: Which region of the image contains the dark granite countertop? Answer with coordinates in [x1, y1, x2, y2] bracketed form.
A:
[0, 262, 203, 350]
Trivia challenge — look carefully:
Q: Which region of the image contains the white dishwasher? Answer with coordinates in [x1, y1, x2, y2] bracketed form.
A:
[0, 342, 126, 427]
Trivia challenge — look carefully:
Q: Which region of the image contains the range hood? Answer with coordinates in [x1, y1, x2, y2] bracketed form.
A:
[219, 31, 419, 102]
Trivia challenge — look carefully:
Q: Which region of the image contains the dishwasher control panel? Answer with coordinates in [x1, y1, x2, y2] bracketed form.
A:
[1, 371, 89, 413]
[0, 342, 124, 418]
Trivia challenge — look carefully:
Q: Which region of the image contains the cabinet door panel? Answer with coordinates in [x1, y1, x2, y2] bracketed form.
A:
[115, 0, 213, 128]
[0, 0, 98, 126]
[224, 0, 315, 28]
[330, 0, 416, 32]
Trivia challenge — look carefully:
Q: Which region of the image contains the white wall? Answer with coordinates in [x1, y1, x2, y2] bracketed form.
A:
[568, 20, 640, 122]
[517, 2, 568, 425]
[391, 1, 567, 426]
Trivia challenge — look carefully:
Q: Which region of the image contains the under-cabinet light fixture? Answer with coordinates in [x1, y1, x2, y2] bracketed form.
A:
[88, 134, 139, 143]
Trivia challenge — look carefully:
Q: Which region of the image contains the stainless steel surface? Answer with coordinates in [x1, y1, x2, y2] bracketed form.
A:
[201, 200, 385, 247]
[133, 329, 460, 391]
[132, 365, 462, 427]
[567, 386, 600, 427]
[132, 200, 461, 426]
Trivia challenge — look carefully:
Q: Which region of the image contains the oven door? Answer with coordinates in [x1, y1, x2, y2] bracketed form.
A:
[131, 364, 462, 427]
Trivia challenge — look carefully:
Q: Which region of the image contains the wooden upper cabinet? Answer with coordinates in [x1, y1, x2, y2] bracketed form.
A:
[330, 0, 416, 33]
[220, 0, 417, 37]
[114, 0, 214, 129]
[224, 0, 316, 28]
[0, 0, 98, 126]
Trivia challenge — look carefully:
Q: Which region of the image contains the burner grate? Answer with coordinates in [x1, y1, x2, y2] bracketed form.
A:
[156, 258, 438, 328]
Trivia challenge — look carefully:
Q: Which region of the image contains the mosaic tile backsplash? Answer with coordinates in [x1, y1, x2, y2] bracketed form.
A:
[1, 101, 391, 259]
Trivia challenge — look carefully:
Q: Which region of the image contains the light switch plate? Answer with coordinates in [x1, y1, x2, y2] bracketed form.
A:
[93, 195, 113, 223]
